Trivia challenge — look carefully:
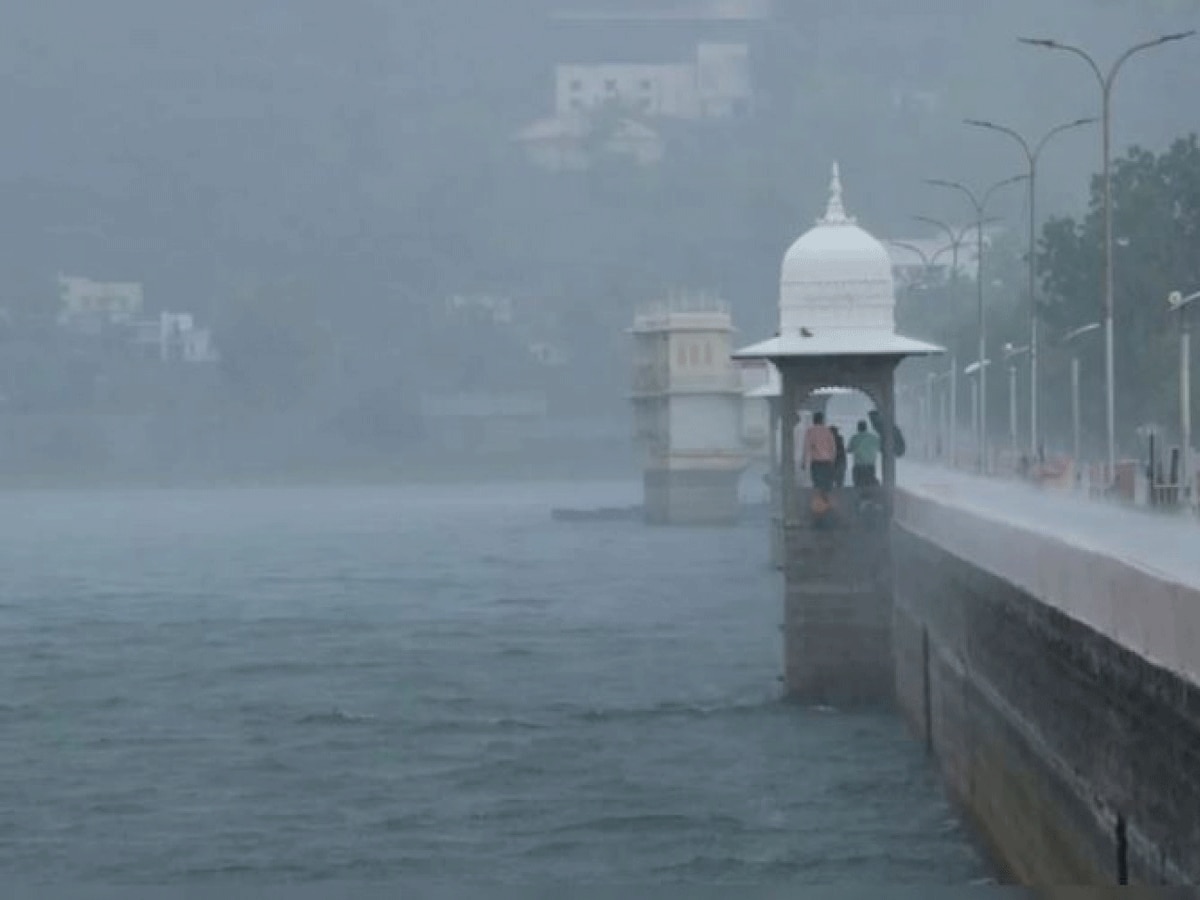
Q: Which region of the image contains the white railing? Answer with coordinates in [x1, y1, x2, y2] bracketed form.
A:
[906, 430, 1200, 519]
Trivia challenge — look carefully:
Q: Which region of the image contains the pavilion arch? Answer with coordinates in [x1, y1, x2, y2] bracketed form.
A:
[767, 355, 903, 502]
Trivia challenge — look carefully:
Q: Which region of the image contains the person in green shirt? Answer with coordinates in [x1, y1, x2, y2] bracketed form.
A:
[847, 419, 881, 487]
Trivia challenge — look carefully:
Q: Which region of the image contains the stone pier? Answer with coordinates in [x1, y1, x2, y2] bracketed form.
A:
[642, 460, 743, 526]
[783, 487, 893, 702]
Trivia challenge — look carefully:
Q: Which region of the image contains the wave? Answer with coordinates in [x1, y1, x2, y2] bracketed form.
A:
[225, 658, 401, 677]
[651, 853, 819, 879]
[0, 702, 38, 721]
[296, 708, 378, 726]
[545, 812, 748, 837]
[493, 595, 553, 609]
[405, 715, 551, 736]
[564, 695, 783, 724]
[497, 645, 534, 657]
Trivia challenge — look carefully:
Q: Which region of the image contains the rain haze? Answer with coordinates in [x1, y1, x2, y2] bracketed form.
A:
[2, 0, 1199, 891]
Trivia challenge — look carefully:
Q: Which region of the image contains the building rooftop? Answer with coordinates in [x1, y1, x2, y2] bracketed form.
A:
[553, 0, 771, 22]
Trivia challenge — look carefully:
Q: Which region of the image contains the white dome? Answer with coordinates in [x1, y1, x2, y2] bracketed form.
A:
[779, 163, 896, 335]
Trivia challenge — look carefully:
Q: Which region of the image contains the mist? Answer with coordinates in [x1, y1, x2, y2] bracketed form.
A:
[0, 0, 1192, 485]
[5, 1, 1200, 890]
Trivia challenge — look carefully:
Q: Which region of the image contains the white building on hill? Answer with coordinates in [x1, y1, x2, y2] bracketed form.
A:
[554, 42, 751, 121]
[57, 275, 144, 333]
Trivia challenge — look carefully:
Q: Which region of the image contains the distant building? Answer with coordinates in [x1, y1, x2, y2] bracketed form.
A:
[518, 0, 767, 171]
[57, 274, 144, 333]
[56, 274, 217, 364]
[553, 0, 772, 23]
[528, 341, 568, 367]
[130, 312, 219, 364]
[515, 113, 663, 171]
[444, 293, 515, 325]
[554, 42, 751, 121]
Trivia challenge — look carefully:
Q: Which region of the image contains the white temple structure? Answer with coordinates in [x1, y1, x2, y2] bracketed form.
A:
[734, 162, 942, 703]
[742, 161, 938, 364]
[629, 290, 748, 524]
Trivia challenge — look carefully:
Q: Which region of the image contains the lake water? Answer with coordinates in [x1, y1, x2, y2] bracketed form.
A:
[0, 480, 989, 886]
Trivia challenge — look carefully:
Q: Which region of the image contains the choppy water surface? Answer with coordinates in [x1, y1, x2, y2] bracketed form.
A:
[0, 481, 988, 885]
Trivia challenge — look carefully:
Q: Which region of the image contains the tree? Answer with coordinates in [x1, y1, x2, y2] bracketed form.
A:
[1037, 135, 1200, 451]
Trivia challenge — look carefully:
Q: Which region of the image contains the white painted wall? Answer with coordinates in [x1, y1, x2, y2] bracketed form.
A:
[669, 393, 742, 453]
[556, 63, 698, 118]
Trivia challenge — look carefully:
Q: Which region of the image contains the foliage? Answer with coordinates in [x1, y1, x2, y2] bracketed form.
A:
[1036, 135, 1200, 449]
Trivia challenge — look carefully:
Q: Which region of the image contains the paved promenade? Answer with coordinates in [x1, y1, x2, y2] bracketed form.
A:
[899, 461, 1200, 590]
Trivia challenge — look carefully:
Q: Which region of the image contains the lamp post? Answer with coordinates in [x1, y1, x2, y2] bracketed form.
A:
[1063, 322, 1102, 476]
[924, 367, 954, 464]
[964, 358, 991, 469]
[925, 371, 937, 460]
[1020, 31, 1195, 485]
[925, 175, 1028, 473]
[947, 352, 956, 465]
[913, 216, 983, 469]
[964, 116, 1096, 462]
[889, 238, 957, 461]
[1168, 291, 1199, 504]
[1003, 342, 1030, 463]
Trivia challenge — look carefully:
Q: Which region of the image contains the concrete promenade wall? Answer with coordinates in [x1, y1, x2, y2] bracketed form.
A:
[892, 475, 1200, 885]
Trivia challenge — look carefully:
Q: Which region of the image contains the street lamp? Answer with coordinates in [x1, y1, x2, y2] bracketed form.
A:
[963, 358, 992, 467]
[1020, 31, 1195, 484]
[1002, 342, 1030, 461]
[888, 237, 950, 458]
[912, 216, 985, 282]
[888, 239, 958, 293]
[964, 116, 1096, 462]
[1168, 290, 1199, 503]
[1063, 321, 1102, 475]
[913, 216, 988, 468]
[925, 175, 1028, 473]
[889, 239, 956, 461]
[925, 367, 954, 464]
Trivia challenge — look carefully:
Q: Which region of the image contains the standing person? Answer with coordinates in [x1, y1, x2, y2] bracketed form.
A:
[868, 408, 905, 458]
[800, 411, 837, 494]
[831, 425, 847, 488]
[847, 419, 881, 487]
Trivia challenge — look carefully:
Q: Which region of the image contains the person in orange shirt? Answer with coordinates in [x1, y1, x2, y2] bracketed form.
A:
[800, 411, 838, 494]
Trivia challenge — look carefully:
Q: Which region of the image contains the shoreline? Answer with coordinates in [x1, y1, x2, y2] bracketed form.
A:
[0, 457, 648, 493]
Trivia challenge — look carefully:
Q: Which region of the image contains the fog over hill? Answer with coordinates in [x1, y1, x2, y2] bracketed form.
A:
[0, 0, 1194, 479]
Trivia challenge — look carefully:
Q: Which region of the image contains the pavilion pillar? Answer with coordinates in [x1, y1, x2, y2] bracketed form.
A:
[767, 397, 783, 569]
[779, 376, 798, 528]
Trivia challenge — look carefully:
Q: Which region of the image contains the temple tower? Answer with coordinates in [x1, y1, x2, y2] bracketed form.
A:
[630, 291, 747, 525]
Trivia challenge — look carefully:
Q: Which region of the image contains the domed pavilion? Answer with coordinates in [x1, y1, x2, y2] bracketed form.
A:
[734, 161, 942, 705]
[735, 161, 942, 497]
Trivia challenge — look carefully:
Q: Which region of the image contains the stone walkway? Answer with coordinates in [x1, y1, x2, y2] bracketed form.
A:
[899, 461, 1200, 590]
